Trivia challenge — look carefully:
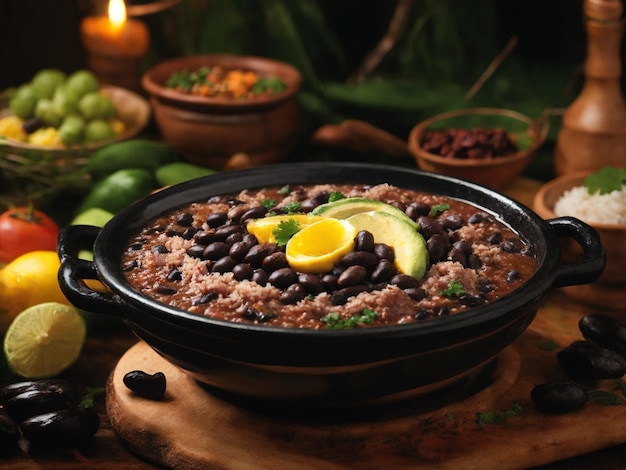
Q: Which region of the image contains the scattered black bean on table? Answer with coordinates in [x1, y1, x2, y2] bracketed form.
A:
[123, 370, 167, 400]
[530, 381, 590, 414]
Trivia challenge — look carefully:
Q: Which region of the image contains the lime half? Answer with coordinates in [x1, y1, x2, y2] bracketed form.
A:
[4, 302, 86, 379]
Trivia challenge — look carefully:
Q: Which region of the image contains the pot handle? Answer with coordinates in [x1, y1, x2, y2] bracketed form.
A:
[57, 225, 127, 317]
[548, 217, 606, 288]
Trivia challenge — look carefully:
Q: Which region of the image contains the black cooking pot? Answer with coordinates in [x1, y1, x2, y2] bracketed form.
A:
[58, 163, 605, 408]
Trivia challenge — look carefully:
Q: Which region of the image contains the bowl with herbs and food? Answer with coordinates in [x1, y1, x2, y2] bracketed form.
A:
[534, 166, 624, 310]
[58, 162, 604, 409]
[141, 54, 302, 171]
[407, 108, 547, 190]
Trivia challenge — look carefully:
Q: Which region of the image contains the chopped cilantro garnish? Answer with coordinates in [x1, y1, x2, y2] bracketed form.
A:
[273, 219, 300, 246]
[589, 390, 626, 406]
[328, 192, 345, 203]
[322, 308, 379, 329]
[430, 203, 450, 217]
[251, 77, 287, 94]
[278, 185, 291, 195]
[584, 166, 626, 195]
[439, 280, 466, 298]
[536, 339, 560, 351]
[615, 380, 626, 396]
[78, 386, 105, 409]
[476, 403, 523, 425]
[261, 199, 278, 210]
[281, 202, 302, 214]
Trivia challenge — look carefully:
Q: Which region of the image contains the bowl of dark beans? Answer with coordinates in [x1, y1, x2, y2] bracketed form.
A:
[408, 108, 548, 190]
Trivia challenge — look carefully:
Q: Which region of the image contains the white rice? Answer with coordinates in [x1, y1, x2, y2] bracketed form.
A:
[554, 185, 626, 225]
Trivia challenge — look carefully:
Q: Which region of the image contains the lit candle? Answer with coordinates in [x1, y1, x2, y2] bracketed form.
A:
[80, 0, 150, 91]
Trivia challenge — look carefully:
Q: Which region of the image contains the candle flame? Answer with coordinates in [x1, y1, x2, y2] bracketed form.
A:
[108, 0, 127, 30]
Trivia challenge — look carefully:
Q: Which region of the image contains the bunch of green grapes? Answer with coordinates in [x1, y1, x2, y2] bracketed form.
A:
[4, 69, 124, 146]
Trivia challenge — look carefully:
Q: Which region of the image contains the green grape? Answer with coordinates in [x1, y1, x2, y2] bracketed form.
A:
[8, 84, 40, 119]
[65, 70, 100, 98]
[31, 69, 66, 99]
[52, 85, 80, 118]
[59, 114, 86, 145]
[78, 92, 115, 121]
[34, 98, 62, 127]
[84, 119, 115, 143]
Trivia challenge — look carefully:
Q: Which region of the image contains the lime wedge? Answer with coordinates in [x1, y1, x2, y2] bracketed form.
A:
[4, 302, 86, 379]
[312, 197, 418, 229]
[347, 211, 428, 279]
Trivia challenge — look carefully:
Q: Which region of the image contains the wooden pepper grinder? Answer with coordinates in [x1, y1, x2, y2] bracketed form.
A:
[554, 0, 626, 175]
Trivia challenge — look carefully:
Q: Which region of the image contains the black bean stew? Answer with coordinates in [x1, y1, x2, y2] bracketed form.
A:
[121, 184, 537, 329]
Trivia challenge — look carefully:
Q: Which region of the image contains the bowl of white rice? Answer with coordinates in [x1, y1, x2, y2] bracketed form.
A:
[534, 169, 626, 310]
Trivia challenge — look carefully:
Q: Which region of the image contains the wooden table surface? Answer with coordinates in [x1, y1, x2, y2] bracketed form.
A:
[3, 177, 626, 469]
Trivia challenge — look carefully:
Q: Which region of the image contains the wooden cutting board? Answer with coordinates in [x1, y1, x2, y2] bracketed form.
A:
[106, 291, 626, 469]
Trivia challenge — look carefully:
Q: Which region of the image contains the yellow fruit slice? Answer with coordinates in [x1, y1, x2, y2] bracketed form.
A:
[347, 211, 428, 279]
[0, 251, 71, 333]
[312, 197, 417, 229]
[246, 213, 323, 244]
[4, 302, 86, 379]
[286, 218, 357, 273]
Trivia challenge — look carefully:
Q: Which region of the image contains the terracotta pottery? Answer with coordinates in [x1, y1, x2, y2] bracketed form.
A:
[141, 54, 302, 171]
[534, 171, 626, 310]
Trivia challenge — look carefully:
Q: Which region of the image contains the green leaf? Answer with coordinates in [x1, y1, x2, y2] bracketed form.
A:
[430, 203, 450, 217]
[78, 386, 105, 409]
[328, 191, 345, 203]
[273, 218, 300, 246]
[589, 390, 625, 406]
[476, 403, 523, 425]
[439, 280, 466, 299]
[322, 308, 379, 329]
[536, 339, 560, 351]
[584, 167, 626, 195]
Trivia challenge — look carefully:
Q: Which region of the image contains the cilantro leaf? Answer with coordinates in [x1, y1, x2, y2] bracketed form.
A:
[261, 199, 278, 210]
[439, 280, 466, 298]
[322, 308, 379, 329]
[589, 390, 626, 406]
[584, 166, 626, 195]
[476, 403, 523, 425]
[328, 192, 345, 203]
[273, 219, 300, 246]
[281, 202, 302, 214]
[278, 185, 290, 195]
[78, 386, 105, 409]
[430, 203, 450, 217]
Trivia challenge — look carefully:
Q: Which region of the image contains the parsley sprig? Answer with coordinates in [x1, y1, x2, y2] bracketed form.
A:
[322, 309, 378, 329]
[584, 166, 626, 195]
[273, 219, 300, 246]
[439, 280, 466, 298]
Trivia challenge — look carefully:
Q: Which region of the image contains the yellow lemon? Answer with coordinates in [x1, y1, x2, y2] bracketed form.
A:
[4, 302, 86, 379]
[286, 218, 357, 273]
[246, 213, 323, 244]
[0, 250, 71, 333]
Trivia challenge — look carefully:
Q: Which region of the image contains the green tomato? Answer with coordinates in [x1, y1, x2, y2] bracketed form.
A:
[65, 70, 100, 98]
[52, 85, 80, 118]
[34, 98, 62, 127]
[31, 69, 66, 99]
[84, 119, 115, 143]
[59, 114, 86, 145]
[9, 84, 40, 119]
[78, 92, 115, 121]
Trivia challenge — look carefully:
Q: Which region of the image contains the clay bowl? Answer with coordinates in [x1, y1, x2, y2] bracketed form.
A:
[408, 108, 547, 190]
[141, 54, 302, 171]
[58, 162, 604, 410]
[534, 171, 626, 310]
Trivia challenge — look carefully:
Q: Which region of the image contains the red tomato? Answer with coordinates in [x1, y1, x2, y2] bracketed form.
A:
[0, 206, 60, 264]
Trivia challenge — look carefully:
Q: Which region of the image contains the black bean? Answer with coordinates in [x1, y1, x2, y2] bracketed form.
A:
[128, 242, 143, 251]
[468, 254, 482, 269]
[354, 230, 375, 252]
[4, 390, 71, 424]
[441, 214, 464, 231]
[530, 381, 589, 414]
[298, 273, 324, 295]
[182, 227, 200, 240]
[262, 251, 289, 272]
[186, 244, 206, 259]
[427, 234, 448, 262]
[331, 285, 369, 305]
[477, 278, 495, 293]
[370, 259, 396, 283]
[156, 286, 177, 295]
[268, 267, 298, 289]
[458, 294, 486, 307]
[406, 202, 431, 220]
[579, 314, 626, 356]
[193, 292, 218, 305]
[557, 340, 626, 381]
[166, 268, 182, 282]
[193, 230, 217, 244]
[280, 284, 307, 304]
[227, 205, 250, 222]
[212, 256, 238, 273]
[244, 244, 279, 267]
[321, 274, 339, 292]
[176, 212, 194, 227]
[229, 241, 252, 261]
[452, 240, 472, 254]
[502, 239, 522, 253]
[338, 265, 367, 287]
[242, 233, 258, 245]
[122, 260, 139, 271]
[20, 408, 100, 449]
[299, 199, 318, 213]
[165, 228, 183, 237]
[390, 274, 421, 289]
[242, 307, 275, 323]
[417, 216, 442, 239]
[487, 232, 502, 244]
[0, 411, 19, 453]
[0, 380, 74, 407]
[414, 309, 432, 320]
[240, 206, 268, 224]
[203, 242, 230, 260]
[373, 243, 395, 261]
[123, 371, 167, 400]
[225, 232, 244, 245]
[22, 117, 45, 134]
[206, 212, 228, 228]
[436, 306, 450, 316]
[341, 251, 379, 269]
[404, 287, 426, 301]
[251, 269, 269, 285]
[153, 244, 169, 254]
[448, 248, 468, 267]
[232, 263, 253, 281]
[468, 212, 486, 224]
[505, 270, 520, 282]
[214, 224, 244, 241]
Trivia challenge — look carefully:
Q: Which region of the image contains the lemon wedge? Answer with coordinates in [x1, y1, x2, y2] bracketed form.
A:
[347, 211, 428, 279]
[246, 214, 323, 244]
[4, 302, 86, 379]
[286, 219, 357, 273]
